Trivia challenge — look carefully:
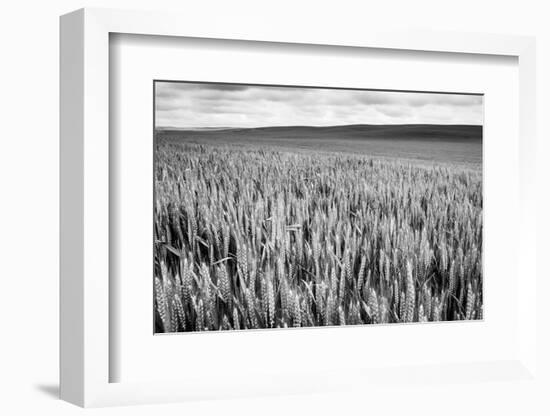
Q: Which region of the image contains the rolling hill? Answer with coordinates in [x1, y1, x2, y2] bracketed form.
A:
[155, 124, 482, 166]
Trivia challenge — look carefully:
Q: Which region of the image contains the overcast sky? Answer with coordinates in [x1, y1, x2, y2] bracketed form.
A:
[155, 82, 483, 128]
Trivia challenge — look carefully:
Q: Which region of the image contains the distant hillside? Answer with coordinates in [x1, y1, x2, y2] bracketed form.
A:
[155, 124, 482, 167]
[156, 124, 482, 143]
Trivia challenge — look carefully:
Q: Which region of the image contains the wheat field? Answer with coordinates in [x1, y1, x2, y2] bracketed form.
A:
[153, 139, 483, 333]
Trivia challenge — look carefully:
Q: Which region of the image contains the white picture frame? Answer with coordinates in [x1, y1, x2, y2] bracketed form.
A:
[60, 7, 537, 407]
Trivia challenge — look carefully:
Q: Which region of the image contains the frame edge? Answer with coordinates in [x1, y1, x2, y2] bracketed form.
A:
[59, 8, 85, 407]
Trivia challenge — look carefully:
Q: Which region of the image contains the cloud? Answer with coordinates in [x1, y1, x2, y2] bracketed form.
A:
[406, 93, 483, 107]
[155, 82, 483, 128]
[376, 105, 414, 118]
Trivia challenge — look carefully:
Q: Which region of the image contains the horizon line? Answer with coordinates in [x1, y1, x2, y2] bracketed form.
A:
[155, 122, 483, 130]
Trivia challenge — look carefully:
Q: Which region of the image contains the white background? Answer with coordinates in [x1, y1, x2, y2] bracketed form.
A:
[0, 0, 548, 415]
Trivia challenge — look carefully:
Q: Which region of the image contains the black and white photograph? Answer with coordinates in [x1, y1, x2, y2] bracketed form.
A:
[153, 81, 483, 333]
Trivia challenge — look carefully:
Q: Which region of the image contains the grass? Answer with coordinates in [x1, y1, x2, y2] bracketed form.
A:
[153, 132, 483, 333]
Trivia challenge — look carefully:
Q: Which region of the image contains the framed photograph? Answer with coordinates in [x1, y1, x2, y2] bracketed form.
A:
[60, 8, 538, 407]
[152, 81, 484, 334]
